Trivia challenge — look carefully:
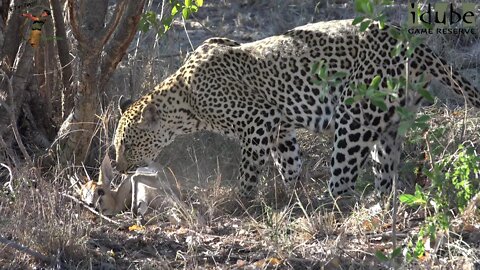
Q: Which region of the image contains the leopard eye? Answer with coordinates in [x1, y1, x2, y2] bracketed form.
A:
[97, 189, 105, 196]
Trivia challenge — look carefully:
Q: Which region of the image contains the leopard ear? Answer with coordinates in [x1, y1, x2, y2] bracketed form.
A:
[118, 96, 133, 115]
[98, 155, 114, 186]
[138, 103, 158, 127]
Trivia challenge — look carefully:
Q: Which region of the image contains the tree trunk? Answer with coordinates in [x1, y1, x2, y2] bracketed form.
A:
[31, 2, 56, 142]
[50, 0, 73, 117]
[1, 0, 22, 68]
[0, 0, 10, 26]
[0, 42, 34, 162]
[0, 0, 9, 46]
[56, 0, 145, 165]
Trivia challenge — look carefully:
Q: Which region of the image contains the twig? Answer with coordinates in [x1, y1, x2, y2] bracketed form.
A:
[60, 192, 121, 225]
[0, 163, 14, 194]
[367, 232, 409, 240]
[0, 69, 41, 180]
[182, 16, 195, 51]
[0, 235, 53, 264]
[32, 54, 76, 76]
[0, 69, 33, 167]
[391, 172, 398, 252]
[0, 134, 19, 168]
[190, 13, 219, 37]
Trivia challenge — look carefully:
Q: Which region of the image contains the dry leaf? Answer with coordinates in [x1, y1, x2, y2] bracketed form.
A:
[128, 224, 145, 232]
[362, 216, 381, 231]
[236, 259, 247, 267]
[462, 224, 479, 233]
[452, 110, 463, 117]
[177, 227, 189, 235]
[362, 220, 374, 231]
[253, 257, 282, 268]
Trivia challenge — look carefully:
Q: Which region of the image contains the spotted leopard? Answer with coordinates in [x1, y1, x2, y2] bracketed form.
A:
[114, 19, 480, 198]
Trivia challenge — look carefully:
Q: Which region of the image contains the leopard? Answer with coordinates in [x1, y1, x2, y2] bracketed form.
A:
[113, 19, 480, 199]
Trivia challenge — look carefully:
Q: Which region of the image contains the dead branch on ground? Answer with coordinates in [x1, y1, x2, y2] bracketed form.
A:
[0, 235, 53, 264]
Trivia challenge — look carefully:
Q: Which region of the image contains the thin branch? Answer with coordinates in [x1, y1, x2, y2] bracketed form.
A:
[99, 0, 146, 89]
[191, 12, 220, 36]
[0, 0, 23, 67]
[0, 235, 53, 264]
[61, 192, 122, 225]
[0, 131, 19, 168]
[0, 70, 35, 170]
[32, 54, 76, 76]
[98, 0, 128, 47]
[182, 16, 194, 51]
[50, 0, 74, 106]
[67, 0, 86, 45]
[0, 163, 14, 194]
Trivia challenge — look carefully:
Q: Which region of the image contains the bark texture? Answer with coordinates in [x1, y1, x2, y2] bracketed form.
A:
[50, 0, 73, 116]
[56, 0, 145, 165]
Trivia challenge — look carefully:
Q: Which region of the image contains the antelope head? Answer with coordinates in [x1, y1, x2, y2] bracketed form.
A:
[79, 155, 131, 216]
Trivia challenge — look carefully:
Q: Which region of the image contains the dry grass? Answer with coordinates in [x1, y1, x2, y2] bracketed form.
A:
[1, 106, 479, 269]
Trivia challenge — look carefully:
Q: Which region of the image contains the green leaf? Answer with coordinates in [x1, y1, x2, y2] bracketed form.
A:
[332, 71, 348, 79]
[319, 65, 328, 80]
[139, 11, 158, 32]
[396, 106, 408, 117]
[364, 1, 374, 15]
[410, 36, 424, 50]
[375, 250, 389, 262]
[369, 75, 382, 89]
[171, 5, 179, 16]
[195, 0, 204, 6]
[399, 194, 416, 204]
[398, 119, 412, 136]
[182, 7, 190, 19]
[352, 16, 365, 25]
[388, 28, 401, 40]
[162, 16, 173, 32]
[399, 193, 426, 206]
[391, 247, 402, 258]
[354, 0, 368, 13]
[345, 97, 356, 105]
[390, 42, 403, 57]
[371, 97, 387, 111]
[413, 238, 425, 258]
[185, 0, 192, 7]
[138, 19, 150, 32]
[379, 20, 385, 30]
[360, 20, 372, 32]
[415, 115, 430, 124]
[358, 83, 367, 93]
[387, 78, 395, 90]
[311, 62, 320, 74]
[376, 13, 386, 22]
[417, 89, 434, 102]
[406, 46, 415, 57]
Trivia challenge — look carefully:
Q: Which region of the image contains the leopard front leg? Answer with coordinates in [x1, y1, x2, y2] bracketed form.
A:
[271, 128, 302, 190]
[237, 135, 270, 199]
[329, 106, 374, 196]
[370, 127, 402, 195]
